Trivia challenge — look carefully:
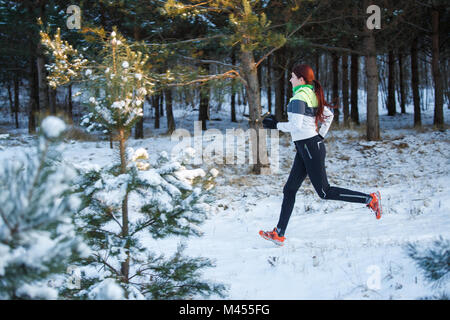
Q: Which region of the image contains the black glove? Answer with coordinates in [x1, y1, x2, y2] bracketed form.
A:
[262, 114, 278, 129]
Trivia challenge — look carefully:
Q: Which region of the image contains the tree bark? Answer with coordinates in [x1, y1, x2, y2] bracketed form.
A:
[135, 116, 144, 139]
[431, 8, 444, 129]
[331, 53, 339, 125]
[14, 73, 20, 128]
[241, 85, 247, 107]
[198, 62, 210, 131]
[28, 55, 38, 134]
[231, 83, 237, 122]
[315, 53, 320, 81]
[36, 0, 49, 114]
[231, 49, 237, 122]
[199, 84, 209, 131]
[151, 94, 160, 129]
[364, 23, 380, 140]
[7, 80, 14, 120]
[411, 38, 421, 127]
[267, 54, 272, 114]
[37, 46, 49, 115]
[398, 52, 406, 114]
[387, 50, 396, 116]
[240, 46, 269, 174]
[159, 92, 164, 117]
[164, 88, 175, 134]
[257, 58, 262, 98]
[67, 84, 73, 124]
[132, 18, 144, 138]
[49, 87, 57, 115]
[118, 128, 130, 286]
[341, 53, 349, 127]
[273, 47, 286, 121]
[350, 53, 360, 125]
[324, 53, 330, 102]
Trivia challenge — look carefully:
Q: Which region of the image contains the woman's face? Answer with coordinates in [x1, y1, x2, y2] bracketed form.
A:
[290, 72, 305, 87]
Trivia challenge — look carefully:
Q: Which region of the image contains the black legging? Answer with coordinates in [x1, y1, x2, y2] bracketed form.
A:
[276, 134, 371, 237]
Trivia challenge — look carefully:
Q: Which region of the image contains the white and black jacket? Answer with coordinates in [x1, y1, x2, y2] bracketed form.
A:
[277, 86, 334, 141]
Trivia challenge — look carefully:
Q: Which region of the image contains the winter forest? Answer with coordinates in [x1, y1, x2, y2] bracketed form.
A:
[0, 0, 449, 301]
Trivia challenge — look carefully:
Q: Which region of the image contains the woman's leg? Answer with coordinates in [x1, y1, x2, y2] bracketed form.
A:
[276, 148, 308, 237]
[301, 135, 372, 204]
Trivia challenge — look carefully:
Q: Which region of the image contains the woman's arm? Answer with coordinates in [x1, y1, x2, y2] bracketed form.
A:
[276, 113, 304, 132]
[276, 99, 306, 132]
[318, 106, 334, 137]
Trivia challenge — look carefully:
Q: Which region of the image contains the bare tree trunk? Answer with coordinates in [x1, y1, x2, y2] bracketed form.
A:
[315, 53, 320, 81]
[49, 87, 57, 115]
[364, 23, 380, 140]
[231, 84, 237, 122]
[14, 73, 20, 128]
[37, 0, 49, 114]
[165, 88, 175, 134]
[257, 58, 262, 99]
[135, 116, 144, 139]
[286, 47, 294, 103]
[152, 93, 161, 129]
[149, 94, 160, 129]
[411, 38, 421, 127]
[324, 53, 330, 102]
[350, 53, 360, 125]
[7, 80, 14, 120]
[273, 47, 286, 121]
[231, 49, 237, 122]
[342, 53, 349, 127]
[387, 50, 396, 116]
[199, 84, 209, 131]
[67, 84, 73, 124]
[118, 128, 130, 287]
[37, 43, 49, 115]
[199, 61, 210, 131]
[331, 53, 339, 125]
[132, 22, 144, 139]
[160, 93, 164, 118]
[431, 8, 444, 129]
[398, 52, 406, 114]
[240, 47, 269, 174]
[29, 55, 38, 134]
[242, 85, 247, 106]
[443, 57, 450, 109]
[267, 54, 272, 114]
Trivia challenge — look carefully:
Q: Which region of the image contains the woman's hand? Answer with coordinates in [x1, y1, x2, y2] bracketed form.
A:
[262, 114, 278, 129]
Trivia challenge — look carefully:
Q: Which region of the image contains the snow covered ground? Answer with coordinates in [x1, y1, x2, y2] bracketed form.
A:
[0, 98, 449, 300]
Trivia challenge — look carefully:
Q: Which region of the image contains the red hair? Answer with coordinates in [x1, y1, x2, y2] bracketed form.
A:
[292, 63, 337, 129]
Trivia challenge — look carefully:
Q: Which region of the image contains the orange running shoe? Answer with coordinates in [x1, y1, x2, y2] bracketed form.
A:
[366, 191, 382, 219]
[259, 228, 286, 246]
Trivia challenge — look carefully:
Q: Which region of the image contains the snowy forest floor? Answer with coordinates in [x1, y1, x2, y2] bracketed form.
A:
[0, 105, 449, 299]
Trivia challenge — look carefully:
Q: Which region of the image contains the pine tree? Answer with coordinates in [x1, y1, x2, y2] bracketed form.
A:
[406, 237, 450, 288]
[0, 116, 89, 299]
[41, 26, 156, 285]
[70, 147, 225, 299]
[40, 26, 226, 299]
[164, 0, 286, 174]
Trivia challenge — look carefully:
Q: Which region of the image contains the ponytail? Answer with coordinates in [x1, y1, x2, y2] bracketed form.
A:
[312, 79, 336, 125]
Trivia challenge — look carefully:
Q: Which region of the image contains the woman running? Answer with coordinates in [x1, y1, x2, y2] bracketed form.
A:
[260, 63, 382, 246]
